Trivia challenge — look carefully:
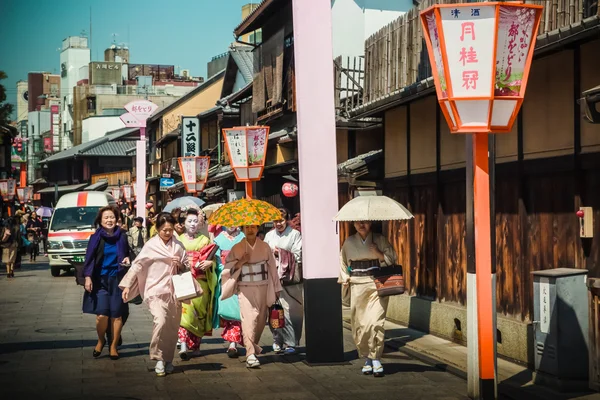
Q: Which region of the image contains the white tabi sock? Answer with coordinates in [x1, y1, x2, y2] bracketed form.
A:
[372, 359, 382, 369]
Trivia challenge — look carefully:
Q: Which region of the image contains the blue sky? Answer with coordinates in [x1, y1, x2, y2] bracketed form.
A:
[0, 0, 255, 118]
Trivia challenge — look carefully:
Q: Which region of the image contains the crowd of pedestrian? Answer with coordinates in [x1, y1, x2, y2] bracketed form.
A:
[0, 207, 49, 278]
[6, 198, 397, 380]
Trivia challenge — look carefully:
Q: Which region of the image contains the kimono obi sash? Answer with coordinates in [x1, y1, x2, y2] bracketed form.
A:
[240, 262, 268, 282]
[349, 259, 381, 276]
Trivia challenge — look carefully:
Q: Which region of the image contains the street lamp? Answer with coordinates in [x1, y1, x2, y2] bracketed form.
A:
[420, 3, 542, 399]
[178, 156, 210, 193]
[222, 126, 269, 199]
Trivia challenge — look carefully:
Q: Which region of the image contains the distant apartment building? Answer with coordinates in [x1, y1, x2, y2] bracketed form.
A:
[60, 36, 91, 150]
[72, 60, 201, 146]
[16, 81, 28, 123]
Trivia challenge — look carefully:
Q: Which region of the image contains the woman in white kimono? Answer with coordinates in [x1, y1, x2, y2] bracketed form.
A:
[221, 225, 281, 368]
[339, 221, 397, 377]
[119, 212, 191, 377]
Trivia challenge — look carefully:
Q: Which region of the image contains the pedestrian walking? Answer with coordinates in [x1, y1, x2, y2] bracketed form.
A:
[127, 217, 147, 259]
[119, 212, 191, 377]
[1, 218, 20, 278]
[339, 221, 397, 377]
[213, 226, 245, 357]
[177, 209, 216, 361]
[82, 206, 130, 360]
[264, 208, 303, 355]
[221, 225, 281, 368]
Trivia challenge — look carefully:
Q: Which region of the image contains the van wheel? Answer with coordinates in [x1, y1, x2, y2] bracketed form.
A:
[51, 267, 61, 277]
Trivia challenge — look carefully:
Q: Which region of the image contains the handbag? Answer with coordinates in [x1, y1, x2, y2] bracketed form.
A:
[268, 299, 286, 329]
[218, 295, 241, 321]
[373, 265, 405, 297]
[171, 271, 202, 301]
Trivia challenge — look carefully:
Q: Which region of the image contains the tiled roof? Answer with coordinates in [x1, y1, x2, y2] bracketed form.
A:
[41, 127, 139, 164]
[83, 140, 138, 157]
[337, 149, 383, 174]
[230, 46, 254, 84]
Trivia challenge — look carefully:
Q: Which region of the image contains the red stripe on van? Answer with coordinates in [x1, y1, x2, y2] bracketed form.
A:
[77, 192, 88, 207]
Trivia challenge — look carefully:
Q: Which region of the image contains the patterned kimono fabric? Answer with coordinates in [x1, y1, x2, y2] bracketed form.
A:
[177, 234, 217, 351]
[213, 231, 245, 344]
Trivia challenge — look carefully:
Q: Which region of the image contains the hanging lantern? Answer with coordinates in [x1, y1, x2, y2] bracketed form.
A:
[17, 187, 32, 203]
[111, 187, 121, 200]
[178, 156, 210, 193]
[6, 179, 16, 201]
[122, 185, 133, 203]
[420, 2, 543, 133]
[282, 182, 299, 198]
[222, 126, 269, 181]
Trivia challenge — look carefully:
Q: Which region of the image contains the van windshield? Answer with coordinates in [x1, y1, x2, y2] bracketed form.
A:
[50, 207, 100, 231]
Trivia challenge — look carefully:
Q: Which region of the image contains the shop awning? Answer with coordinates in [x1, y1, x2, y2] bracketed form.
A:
[204, 186, 224, 198]
[37, 183, 87, 194]
[155, 129, 180, 148]
[84, 180, 108, 191]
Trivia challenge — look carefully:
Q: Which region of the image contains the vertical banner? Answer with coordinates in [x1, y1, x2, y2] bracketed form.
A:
[181, 117, 200, 157]
[51, 105, 60, 152]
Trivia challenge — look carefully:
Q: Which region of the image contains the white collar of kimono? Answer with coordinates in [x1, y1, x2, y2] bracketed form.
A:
[358, 232, 372, 245]
[245, 238, 258, 251]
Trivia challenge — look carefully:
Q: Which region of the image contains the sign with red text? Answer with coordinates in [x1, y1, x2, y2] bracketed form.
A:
[123, 100, 159, 128]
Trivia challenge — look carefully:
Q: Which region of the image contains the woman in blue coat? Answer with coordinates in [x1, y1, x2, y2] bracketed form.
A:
[82, 206, 130, 360]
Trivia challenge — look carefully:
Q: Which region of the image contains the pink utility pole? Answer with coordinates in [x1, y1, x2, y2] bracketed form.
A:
[292, 0, 344, 363]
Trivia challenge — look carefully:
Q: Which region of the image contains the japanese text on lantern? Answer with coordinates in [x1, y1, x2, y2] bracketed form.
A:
[247, 128, 266, 166]
[455, 8, 481, 91]
[226, 130, 248, 167]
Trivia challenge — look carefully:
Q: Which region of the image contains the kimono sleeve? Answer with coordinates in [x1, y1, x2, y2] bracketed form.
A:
[179, 248, 190, 273]
[290, 230, 302, 264]
[267, 246, 282, 294]
[220, 246, 242, 300]
[375, 234, 397, 267]
[338, 243, 350, 284]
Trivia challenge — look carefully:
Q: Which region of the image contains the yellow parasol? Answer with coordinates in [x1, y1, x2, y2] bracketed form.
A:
[207, 198, 281, 227]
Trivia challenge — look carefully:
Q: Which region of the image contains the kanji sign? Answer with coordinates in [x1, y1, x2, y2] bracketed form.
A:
[421, 3, 542, 133]
[181, 117, 200, 157]
[123, 100, 159, 128]
[222, 126, 269, 182]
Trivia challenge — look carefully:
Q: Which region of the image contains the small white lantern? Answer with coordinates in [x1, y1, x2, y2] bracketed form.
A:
[178, 156, 210, 193]
[222, 126, 269, 181]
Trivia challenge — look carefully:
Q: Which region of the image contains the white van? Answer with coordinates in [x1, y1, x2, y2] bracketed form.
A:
[47, 191, 117, 277]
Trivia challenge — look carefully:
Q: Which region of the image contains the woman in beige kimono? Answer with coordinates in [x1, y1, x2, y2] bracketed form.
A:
[339, 221, 397, 377]
[119, 212, 191, 377]
[221, 225, 281, 368]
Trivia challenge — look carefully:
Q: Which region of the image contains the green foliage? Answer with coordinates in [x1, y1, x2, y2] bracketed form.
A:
[0, 71, 14, 126]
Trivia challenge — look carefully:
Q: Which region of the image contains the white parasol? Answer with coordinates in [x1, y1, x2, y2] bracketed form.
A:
[202, 203, 225, 220]
[333, 195, 413, 222]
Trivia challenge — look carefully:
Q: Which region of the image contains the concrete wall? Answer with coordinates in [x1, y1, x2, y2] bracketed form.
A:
[81, 116, 126, 143]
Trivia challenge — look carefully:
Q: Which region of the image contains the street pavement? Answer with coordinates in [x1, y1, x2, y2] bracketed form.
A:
[0, 259, 472, 400]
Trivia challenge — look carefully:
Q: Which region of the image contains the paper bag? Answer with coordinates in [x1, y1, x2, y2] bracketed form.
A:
[171, 271, 201, 301]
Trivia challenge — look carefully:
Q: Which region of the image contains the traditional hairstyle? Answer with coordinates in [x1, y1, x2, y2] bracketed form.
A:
[155, 212, 176, 230]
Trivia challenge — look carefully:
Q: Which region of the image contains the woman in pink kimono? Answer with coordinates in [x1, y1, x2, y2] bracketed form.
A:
[119, 212, 191, 377]
[221, 225, 281, 368]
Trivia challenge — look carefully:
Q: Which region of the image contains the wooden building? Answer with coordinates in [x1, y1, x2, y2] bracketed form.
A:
[344, 0, 600, 364]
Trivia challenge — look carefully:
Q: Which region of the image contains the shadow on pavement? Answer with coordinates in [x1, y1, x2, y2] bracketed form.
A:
[0, 340, 151, 355]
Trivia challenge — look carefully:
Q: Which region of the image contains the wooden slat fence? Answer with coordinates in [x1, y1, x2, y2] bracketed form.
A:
[364, 0, 600, 104]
